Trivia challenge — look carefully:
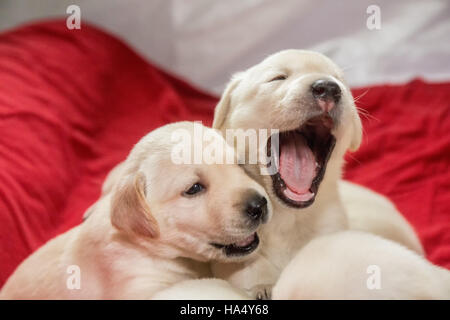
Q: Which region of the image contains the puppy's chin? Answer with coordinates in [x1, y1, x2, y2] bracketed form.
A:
[160, 234, 260, 263]
[213, 247, 260, 263]
[175, 246, 260, 263]
[209, 232, 261, 262]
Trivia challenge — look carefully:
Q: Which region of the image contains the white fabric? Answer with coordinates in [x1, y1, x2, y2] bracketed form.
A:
[1, 0, 449, 94]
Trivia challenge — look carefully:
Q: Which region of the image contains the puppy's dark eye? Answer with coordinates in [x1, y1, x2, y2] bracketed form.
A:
[269, 75, 287, 82]
[183, 183, 205, 196]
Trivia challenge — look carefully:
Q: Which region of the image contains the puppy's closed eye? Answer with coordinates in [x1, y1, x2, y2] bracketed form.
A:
[183, 182, 206, 197]
[268, 75, 287, 82]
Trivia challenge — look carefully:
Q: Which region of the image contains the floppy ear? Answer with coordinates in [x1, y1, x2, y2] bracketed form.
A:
[212, 73, 243, 129]
[349, 108, 363, 152]
[110, 172, 159, 238]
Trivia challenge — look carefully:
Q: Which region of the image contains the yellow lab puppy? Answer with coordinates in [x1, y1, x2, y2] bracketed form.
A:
[211, 50, 422, 298]
[1, 122, 271, 299]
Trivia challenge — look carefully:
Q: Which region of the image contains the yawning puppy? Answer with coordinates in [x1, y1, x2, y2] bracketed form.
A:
[0, 122, 271, 299]
[211, 49, 422, 298]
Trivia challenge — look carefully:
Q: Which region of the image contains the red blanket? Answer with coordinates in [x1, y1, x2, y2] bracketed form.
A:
[0, 21, 448, 287]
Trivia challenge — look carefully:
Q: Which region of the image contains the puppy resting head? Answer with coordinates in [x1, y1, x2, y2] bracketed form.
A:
[110, 122, 271, 262]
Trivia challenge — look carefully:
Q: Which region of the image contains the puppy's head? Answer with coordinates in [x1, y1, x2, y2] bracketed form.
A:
[110, 122, 271, 262]
[213, 50, 362, 209]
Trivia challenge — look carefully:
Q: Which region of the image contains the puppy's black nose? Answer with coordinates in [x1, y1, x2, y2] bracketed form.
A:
[245, 195, 268, 221]
[311, 79, 341, 103]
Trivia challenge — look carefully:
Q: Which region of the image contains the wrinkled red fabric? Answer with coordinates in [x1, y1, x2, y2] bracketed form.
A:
[0, 21, 448, 287]
[346, 81, 450, 269]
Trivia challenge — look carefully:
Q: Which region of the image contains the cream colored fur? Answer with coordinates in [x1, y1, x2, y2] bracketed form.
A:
[0, 122, 270, 299]
[210, 50, 423, 298]
[273, 231, 450, 299]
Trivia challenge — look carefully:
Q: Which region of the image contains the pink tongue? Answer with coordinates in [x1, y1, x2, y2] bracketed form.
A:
[279, 135, 316, 200]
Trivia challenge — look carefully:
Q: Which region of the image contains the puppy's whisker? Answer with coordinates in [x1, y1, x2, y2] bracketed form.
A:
[353, 90, 369, 103]
[356, 107, 380, 122]
[346, 152, 362, 165]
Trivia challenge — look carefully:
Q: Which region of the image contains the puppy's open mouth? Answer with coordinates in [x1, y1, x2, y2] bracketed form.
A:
[211, 232, 259, 257]
[268, 115, 336, 208]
